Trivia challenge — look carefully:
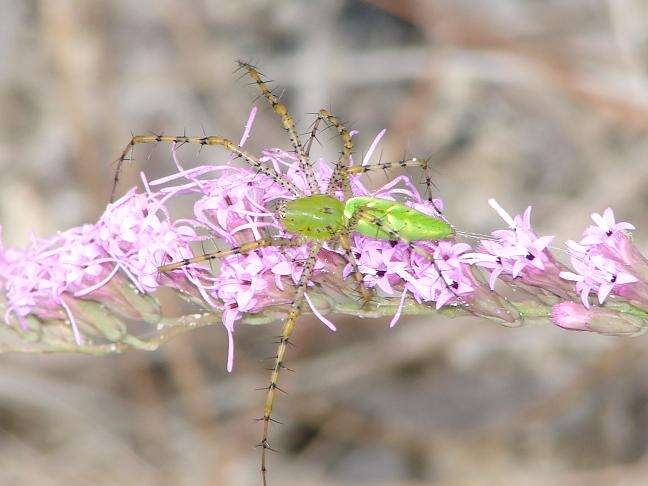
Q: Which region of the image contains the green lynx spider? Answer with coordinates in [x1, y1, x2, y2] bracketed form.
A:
[112, 61, 453, 486]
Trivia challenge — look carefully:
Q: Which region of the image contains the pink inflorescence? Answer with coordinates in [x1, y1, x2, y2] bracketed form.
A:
[1, 111, 647, 367]
[559, 208, 645, 308]
[0, 190, 199, 344]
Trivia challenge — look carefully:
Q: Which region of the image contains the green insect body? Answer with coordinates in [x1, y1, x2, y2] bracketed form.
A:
[279, 194, 454, 242]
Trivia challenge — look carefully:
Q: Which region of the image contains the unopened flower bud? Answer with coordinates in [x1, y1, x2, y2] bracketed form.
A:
[551, 301, 647, 336]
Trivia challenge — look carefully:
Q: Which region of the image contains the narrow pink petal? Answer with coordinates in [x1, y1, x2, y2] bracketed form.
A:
[488, 199, 515, 228]
[591, 212, 606, 229]
[580, 287, 591, 308]
[304, 293, 336, 331]
[226, 328, 235, 372]
[560, 271, 584, 282]
[616, 272, 638, 284]
[533, 235, 554, 251]
[377, 276, 394, 295]
[389, 289, 408, 328]
[489, 267, 503, 290]
[239, 106, 257, 147]
[435, 291, 452, 310]
[522, 206, 532, 228]
[597, 283, 613, 304]
[615, 222, 635, 231]
[362, 129, 387, 166]
[74, 264, 120, 297]
[511, 260, 526, 278]
[452, 243, 472, 254]
[59, 296, 83, 345]
[580, 234, 604, 246]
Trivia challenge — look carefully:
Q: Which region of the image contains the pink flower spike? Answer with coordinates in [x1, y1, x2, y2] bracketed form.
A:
[304, 293, 336, 331]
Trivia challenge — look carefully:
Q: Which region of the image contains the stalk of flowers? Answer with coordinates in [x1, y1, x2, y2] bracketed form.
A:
[0, 187, 207, 351]
[464, 201, 648, 335]
[1, 122, 648, 366]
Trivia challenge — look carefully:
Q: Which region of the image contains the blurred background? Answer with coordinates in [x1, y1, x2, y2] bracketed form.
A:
[2, 0, 648, 484]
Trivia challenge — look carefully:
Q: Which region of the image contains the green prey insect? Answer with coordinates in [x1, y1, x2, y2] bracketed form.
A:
[112, 61, 454, 486]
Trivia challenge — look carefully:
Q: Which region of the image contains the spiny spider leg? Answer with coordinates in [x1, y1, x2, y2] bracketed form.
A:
[345, 157, 441, 213]
[336, 231, 374, 307]
[158, 237, 304, 273]
[110, 134, 302, 202]
[303, 115, 322, 159]
[259, 241, 322, 486]
[318, 109, 354, 199]
[237, 61, 320, 195]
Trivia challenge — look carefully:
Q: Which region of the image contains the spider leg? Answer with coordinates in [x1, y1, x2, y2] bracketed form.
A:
[158, 236, 304, 273]
[346, 157, 441, 213]
[237, 61, 320, 196]
[259, 241, 322, 486]
[318, 109, 354, 199]
[110, 133, 302, 202]
[335, 231, 374, 308]
[303, 115, 322, 159]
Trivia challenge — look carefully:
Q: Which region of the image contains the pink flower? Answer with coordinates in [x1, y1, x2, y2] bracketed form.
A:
[580, 208, 635, 246]
[560, 241, 638, 308]
[464, 199, 556, 290]
[560, 208, 642, 308]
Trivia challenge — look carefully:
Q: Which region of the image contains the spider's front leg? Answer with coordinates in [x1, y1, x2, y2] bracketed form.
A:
[110, 133, 302, 202]
[346, 157, 441, 212]
[237, 61, 320, 195]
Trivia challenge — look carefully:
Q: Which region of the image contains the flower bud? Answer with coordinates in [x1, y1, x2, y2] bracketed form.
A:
[551, 301, 647, 336]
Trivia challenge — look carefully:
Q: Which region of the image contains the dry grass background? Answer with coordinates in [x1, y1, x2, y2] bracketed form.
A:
[1, 1, 648, 485]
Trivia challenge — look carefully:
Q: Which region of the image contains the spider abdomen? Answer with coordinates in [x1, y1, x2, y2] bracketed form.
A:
[344, 196, 454, 241]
